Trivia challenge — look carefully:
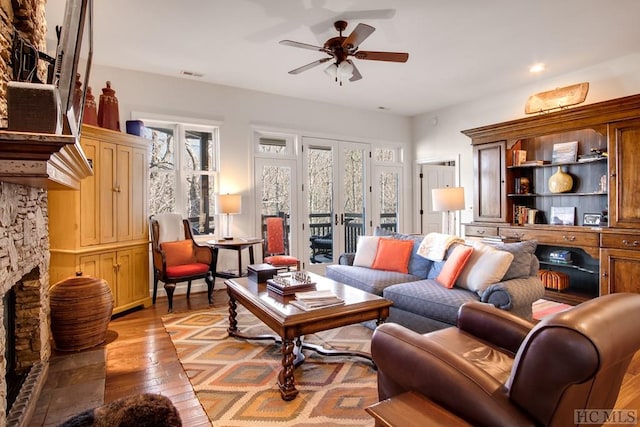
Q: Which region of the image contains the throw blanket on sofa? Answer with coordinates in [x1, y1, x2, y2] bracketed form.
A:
[417, 232, 463, 261]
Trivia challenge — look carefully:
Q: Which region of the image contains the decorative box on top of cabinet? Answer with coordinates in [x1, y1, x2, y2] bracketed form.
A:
[48, 125, 151, 315]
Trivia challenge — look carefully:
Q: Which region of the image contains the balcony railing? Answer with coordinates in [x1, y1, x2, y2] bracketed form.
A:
[309, 213, 397, 260]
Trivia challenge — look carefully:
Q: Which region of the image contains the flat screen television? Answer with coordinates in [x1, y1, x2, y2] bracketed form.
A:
[53, 0, 93, 141]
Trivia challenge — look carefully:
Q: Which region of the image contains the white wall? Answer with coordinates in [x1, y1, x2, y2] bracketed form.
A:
[412, 53, 640, 227]
[87, 64, 412, 281]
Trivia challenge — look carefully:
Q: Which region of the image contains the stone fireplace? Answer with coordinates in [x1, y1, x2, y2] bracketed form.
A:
[0, 1, 52, 425]
[0, 183, 51, 426]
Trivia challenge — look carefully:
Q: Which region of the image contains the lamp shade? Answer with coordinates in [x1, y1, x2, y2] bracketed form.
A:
[432, 187, 465, 212]
[217, 194, 241, 214]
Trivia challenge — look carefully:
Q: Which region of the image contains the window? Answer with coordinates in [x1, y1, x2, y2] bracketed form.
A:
[256, 132, 296, 156]
[141, 117, 219, 234]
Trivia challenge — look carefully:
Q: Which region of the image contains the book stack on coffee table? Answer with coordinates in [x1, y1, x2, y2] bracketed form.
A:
[290, 290, 345, 311]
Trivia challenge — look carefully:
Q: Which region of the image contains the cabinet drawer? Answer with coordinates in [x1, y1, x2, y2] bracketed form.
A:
[601, 233, 640, 250]
[498, 227, 599, 247]
[464, 225, 498, 238]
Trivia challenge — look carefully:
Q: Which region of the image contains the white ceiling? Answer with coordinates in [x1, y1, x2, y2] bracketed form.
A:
[45, 0, 640, 117]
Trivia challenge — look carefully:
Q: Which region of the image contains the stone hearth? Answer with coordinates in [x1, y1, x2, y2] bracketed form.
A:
[0, 182, 51, 426]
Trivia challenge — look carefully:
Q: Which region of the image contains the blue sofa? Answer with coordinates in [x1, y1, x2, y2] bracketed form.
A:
[326, 230, 545, 333]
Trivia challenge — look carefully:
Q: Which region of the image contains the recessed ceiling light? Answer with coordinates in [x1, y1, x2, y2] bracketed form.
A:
[529, 63, 545, 74]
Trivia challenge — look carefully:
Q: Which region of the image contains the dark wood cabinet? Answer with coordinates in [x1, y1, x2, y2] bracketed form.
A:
[472, 141, 506, 222]
[463, 94, 640, 302]
[608, 119, 640, 229]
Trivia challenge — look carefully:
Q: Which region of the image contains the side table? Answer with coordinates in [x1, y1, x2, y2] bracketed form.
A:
[194, 237, 263, 279]
[365, 391, 471, 427]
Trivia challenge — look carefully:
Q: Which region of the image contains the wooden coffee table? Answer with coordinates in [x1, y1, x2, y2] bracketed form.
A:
[224, 273, 392, 401]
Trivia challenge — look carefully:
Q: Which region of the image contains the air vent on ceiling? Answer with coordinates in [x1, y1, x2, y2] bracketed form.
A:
[180, 70, 204, 78]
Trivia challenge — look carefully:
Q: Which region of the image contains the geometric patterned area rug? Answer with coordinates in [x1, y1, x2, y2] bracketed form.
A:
[162, 305, 376, 426]
[532, 298, 573, 320]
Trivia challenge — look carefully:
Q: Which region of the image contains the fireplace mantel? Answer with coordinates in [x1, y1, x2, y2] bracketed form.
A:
[0, 130, 93, 189]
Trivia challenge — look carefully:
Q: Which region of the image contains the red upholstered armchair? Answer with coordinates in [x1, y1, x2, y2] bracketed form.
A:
[262, 214, 300, 271]
[371, 293, 640, 427]
[150, 214, 214, 312]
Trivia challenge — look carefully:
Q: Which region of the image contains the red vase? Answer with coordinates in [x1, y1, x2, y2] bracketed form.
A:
[82, 86, 98, 126]
[98, 81, 120, 131]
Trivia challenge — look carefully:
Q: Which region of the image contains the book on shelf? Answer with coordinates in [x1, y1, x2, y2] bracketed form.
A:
[521, 160, 550, 166]
[290, 289, 345, 310]
[513, 204, 532, 225]
[512, 149, 527, 166]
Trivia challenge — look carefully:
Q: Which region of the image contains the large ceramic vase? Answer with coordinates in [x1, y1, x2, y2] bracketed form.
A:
[97, 81, 121, 131]
[548, 166, 573, 193]
[82, 86, 98, 126]
[50, 273, 114, 351]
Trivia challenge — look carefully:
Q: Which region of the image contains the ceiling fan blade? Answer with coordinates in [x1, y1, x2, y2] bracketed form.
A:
[354, 50, 409, 62]
[279, 40, 325, 51]
[288, 57, 332, 74]
[342, 23, 375, 49]
[347, 60, 362, 82]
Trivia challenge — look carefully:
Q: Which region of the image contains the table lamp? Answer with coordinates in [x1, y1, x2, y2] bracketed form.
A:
[432, 187, 465, 235]
[217, 194, 241, 240]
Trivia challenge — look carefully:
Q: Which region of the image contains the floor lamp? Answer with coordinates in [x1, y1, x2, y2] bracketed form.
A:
[217, 194, 241, 240]
[432, 187, 465, 235]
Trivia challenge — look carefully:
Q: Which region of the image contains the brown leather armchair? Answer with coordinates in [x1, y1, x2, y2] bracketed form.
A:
[371, 293, 640, 427]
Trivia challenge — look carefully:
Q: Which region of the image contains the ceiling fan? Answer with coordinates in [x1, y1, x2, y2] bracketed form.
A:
[279, 20, 409, 85]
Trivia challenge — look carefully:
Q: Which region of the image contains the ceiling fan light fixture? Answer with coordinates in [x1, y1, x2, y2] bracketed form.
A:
[324, 63, 338, 81]
[338, 61, 354, 79]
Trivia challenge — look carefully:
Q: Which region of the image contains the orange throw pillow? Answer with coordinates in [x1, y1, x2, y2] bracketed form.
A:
[161, 240, 196, 266]
[371, 239, 414, 274]
[436, 245, 474, 288]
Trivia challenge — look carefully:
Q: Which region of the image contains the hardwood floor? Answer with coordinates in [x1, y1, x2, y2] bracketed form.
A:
[42, 287, 640, 425]
[103, 288, 230, 427]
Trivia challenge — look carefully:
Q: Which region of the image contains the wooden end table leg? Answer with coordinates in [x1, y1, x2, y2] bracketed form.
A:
[278, 337, 298, 401]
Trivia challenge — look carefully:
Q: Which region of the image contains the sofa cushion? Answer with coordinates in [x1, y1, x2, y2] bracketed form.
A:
[491, 240, 538, 280]
[353, 236, 381, 268]
[374, 228, 432, 278]
[383, 280, 480, 326]
[372, 239, 414, 273]
[456, 242, 514, 292]
[325, 264, 420, 295]
[436, 244, 474, 288]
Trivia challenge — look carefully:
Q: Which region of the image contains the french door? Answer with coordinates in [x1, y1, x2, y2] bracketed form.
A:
[302, 137, 369, 272]
[254, 157, 299, 259]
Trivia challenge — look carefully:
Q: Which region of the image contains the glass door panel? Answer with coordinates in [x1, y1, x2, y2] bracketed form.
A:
[307, 144, 334, 265]
[342, 145, 366, 253]
[255, 158, 298, 257]
[375, 166, 401, 232]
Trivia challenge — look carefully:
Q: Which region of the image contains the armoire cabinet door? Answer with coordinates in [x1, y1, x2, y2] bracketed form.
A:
[99, 141, 118, 244]
[116, 145, 133, 242]
[131, 147, 149, 241]
[600, 248, 640, 295]
[473, 141, 506, 222]
[608, 119, 640, 228]
[80, 138, 100, 246]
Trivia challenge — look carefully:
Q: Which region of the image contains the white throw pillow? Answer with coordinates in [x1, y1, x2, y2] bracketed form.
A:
[456, 241, 514, 293]
[353, 236, 381, 268]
